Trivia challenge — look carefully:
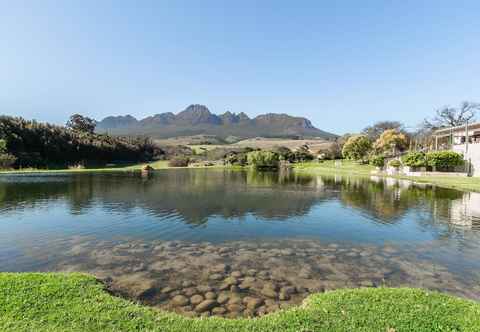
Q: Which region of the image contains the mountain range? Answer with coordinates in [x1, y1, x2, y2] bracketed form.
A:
[97, 104, 337, 140]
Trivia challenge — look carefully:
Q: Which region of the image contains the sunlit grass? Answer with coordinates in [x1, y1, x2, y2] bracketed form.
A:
[1, 273, 479, 332]
[294, 160, 480, 192]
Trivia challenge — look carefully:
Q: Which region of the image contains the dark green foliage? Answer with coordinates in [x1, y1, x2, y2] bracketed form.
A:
[369, 155, 385, 167]
[224, 151, 249, 166]
[342, 135, 372, 161]
[0, 139, 17, 169]
[168, 157, 190, 167]
[66, 114, 96, 134]
[402, 152, 427, 167]
[0, 153, 16, 169]
[426, 151, 464, 170]
[292, 145, 314, 162]
[0, 139, 6, 153]
[0, 116, 161, 168]
[270, 146, 295, 162]
[247, 151, 280, 169]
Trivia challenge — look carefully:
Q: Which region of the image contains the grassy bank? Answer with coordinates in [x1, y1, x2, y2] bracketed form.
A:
[0, 160, 191, 174]
[295, 160, 480, 192]
[1, 273, 479, 331]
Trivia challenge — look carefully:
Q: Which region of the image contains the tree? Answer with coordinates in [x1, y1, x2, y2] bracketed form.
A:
[271, 146, 294, 162]
[362, 121, 404, 141]
[424, 101, 479, 129]
[374, 129, 408, 156]
[0, 139, 6, 153]
[0, 139, 16, 169]
[293, 144, 314, 162]
[66, 114, 96, 134]
[342, 135, 372, 162]
[316, 142, 342, 160]
[0, 115, 160, 169]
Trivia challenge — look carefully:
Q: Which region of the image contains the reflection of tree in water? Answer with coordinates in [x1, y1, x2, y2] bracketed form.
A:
[0, 170, 328, 225]
[0, 171, 471, 230]
[320, 175, 464, 224]
[111, 170, 327, 225]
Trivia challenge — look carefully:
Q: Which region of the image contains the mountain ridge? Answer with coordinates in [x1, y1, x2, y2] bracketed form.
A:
[97, 104, 337, 140]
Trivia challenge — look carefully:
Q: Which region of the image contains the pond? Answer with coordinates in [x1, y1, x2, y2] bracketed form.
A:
[1, 169, 480, 317]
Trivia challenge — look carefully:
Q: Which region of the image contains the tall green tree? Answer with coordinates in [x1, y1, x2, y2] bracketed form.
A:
[342, 135, 372, 162]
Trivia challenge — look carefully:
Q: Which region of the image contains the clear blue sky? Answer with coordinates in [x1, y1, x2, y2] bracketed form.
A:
[1, 0, 479, 134]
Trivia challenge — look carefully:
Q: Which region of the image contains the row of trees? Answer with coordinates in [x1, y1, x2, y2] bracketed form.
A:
[339, 101, 479, 165]
[0, 115, 163, 169]
[342, 129, 408, 162]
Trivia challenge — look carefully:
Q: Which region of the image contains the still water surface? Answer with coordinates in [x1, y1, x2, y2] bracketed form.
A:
[1, 169, 480, 317]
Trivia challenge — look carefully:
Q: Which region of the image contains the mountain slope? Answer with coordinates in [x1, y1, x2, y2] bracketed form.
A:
[97, 104, 337, 140]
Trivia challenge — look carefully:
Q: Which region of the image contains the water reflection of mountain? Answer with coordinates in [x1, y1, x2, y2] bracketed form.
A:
[0, 170, 477, 229]
[0, 170, 331, 224]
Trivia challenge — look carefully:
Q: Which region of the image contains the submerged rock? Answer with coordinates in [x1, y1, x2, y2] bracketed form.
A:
[171, 295, 190, 306]
[195, 300, 218, 313]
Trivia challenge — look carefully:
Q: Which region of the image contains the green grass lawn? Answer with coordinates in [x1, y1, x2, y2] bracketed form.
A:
[295, 160, 480, 192]
[1, 273, 479, 332]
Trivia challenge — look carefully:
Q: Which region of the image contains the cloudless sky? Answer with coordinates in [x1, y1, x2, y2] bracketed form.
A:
[1, 0, 479, 134]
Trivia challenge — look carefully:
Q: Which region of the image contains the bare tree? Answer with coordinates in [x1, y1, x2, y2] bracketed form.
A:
[362, 121, 404, 141]
[424, 101, 479, 129]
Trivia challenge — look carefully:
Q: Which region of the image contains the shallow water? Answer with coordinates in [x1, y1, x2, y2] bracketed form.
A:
[1, 169, 480, 317]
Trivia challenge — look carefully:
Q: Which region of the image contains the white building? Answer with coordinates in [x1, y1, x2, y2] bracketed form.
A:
[434, 122, 480, 176]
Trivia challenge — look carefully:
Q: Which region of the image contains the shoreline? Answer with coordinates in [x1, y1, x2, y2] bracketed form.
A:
[293, 161, 480, 193]
[1, 272, 479, 331]
[1, 160, 480, 193]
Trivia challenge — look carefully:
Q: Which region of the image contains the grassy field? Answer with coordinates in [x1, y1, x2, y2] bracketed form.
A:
[294, 160, 480, 192]
[1, 273, 479, 332]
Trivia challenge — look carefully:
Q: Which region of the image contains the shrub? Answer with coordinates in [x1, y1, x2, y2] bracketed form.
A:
[293, 150, 314, 162]
[388, 159, 401, 168]
[0, 139, 17, 169]
[402, 152, 427, 167]
[316, 143, 342, 160]
[342, 135, 372, 161]
[0, 153, 17, 169]
[426, 151, 464, 170]
[168, 157, 190, 167]
[0, 139, 7, 153]
[224, 151, 248, 166]
[271, 146, 294, 162]
[369, 155, 385, 167]
[247, 151, 280, 169]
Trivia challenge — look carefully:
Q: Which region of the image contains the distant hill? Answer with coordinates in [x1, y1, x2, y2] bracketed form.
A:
[97, 104, 337, 140]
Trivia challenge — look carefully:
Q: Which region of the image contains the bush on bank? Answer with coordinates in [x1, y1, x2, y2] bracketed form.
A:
[369, 155, 385, 168]
[401, 151, 464, 171]
[402, 151, 427, 167]
[426, 151, 464, 170]
[247, 151, 280, 169]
